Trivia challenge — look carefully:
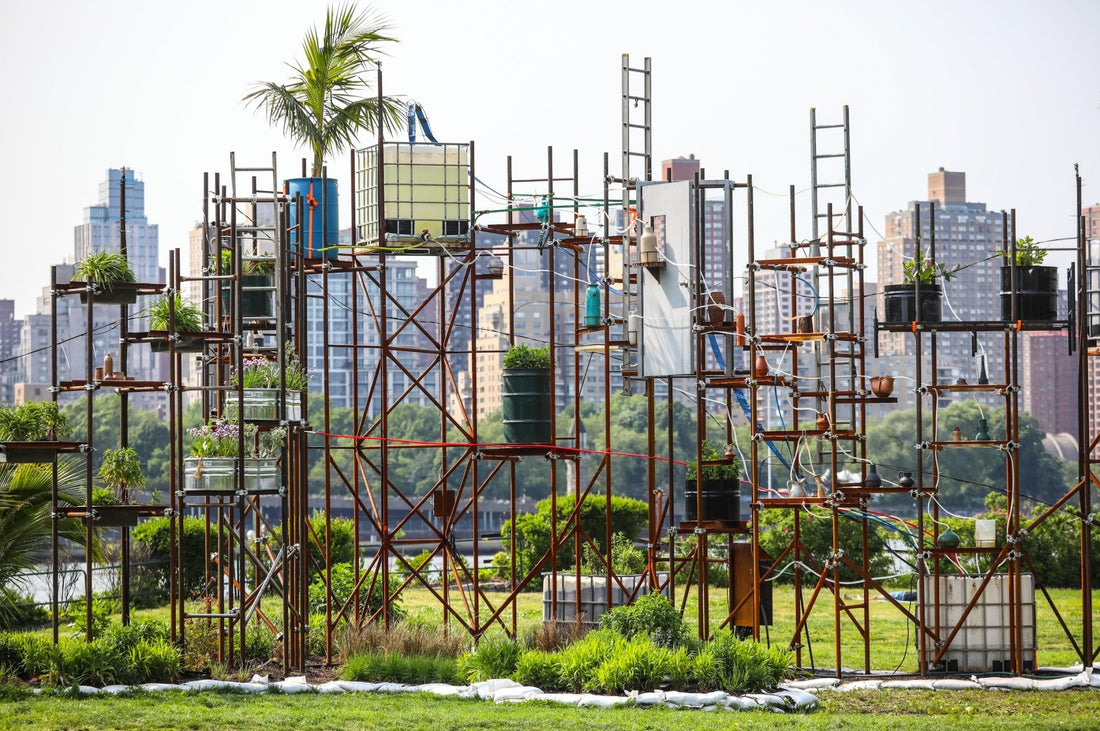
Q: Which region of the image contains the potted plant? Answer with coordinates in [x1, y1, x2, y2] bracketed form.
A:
[243, 2, 404, 260]
[183, 421, 284, 493]
[501, 344, 552, 445]
[882, 248, 959, 324]
[999, 236, 1058, 322]
[148, 293, 206, 352]
[74, 250, 138, 305]
[95, 447, 146, 526]
[684, 439, 741, 523]
[0, 401, 75, 463]
[226, 343, 309, 421]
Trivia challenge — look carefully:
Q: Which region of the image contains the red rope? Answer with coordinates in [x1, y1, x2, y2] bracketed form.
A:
[309, 429, 688, 466]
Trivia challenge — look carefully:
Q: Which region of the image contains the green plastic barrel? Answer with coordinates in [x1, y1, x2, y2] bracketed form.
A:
[502, 368, 552, 444]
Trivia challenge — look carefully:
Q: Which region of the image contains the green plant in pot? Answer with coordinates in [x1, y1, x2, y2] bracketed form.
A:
[95, 447, 147, 525]
[685, 439, 742, 523]
[0, 402, 74, 463]
[501, 344, 552, 445]
[883, 248, 959, 325]
[226, 343, 310, 421]
[74, 250, 137, 304]
[149, 293, 206, 352]
[997, 235, 1057, 322]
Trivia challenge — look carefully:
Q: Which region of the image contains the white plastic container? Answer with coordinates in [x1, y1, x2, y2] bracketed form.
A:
[974, 519, 997, 548]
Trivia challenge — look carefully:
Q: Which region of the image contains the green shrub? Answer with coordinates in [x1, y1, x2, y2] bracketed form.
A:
[511, 649, 562, 691]
[132, 516, 211, 601]
[504, 494, 649, 575]
[17, 633, 52, 679]
[459, 633, 521, 682]
[592, 636, 682, 693]
[556, 628, 623, 692]
[599, 592, 687, 648]
[698, 630, 792, 693]
[130, 639, 180, 683]
[581, 532, 646, 576]
[302, 513, 355, 578]
[0, 588, 49, 630]
[308, 562, 403, 622]
[63, 595, 119, 637]
[342, 650, 459, 684]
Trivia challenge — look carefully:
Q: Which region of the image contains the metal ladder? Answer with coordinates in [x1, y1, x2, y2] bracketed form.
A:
[619, 54, 652, 387]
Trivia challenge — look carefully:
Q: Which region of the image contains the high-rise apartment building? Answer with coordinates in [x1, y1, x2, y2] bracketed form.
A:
[0, 300, 17, 404]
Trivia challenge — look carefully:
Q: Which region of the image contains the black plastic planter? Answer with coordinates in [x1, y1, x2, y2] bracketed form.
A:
[882, 283, 942, 324]
[685, 478, 741, 522]
[1000, 266, 1057, 322]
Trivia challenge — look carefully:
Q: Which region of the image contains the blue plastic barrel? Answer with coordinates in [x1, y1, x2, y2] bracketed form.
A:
[287, 177, 339, 260]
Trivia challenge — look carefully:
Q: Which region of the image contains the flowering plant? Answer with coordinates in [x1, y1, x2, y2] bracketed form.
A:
[187, 422, 242, 458]
[229, 343, 309, 391]
[187, 421, 286, 459]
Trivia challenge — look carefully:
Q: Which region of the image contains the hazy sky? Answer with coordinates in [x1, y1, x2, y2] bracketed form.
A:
[2, 0, 1097, 318]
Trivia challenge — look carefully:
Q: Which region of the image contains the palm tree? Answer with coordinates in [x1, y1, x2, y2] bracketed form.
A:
[243, 2, 405, 177]
[0, 461, 101, 625]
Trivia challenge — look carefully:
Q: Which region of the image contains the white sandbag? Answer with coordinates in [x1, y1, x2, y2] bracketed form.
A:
[238, 683, 270, 694]
[664, 690, 705, 708]
[249, 674, 270, 685]
[881, 679, 936, 690]
[337, 681, 383, 693]
[416, 683, 465, 696]
[181, 679, 235, 691]
[775, 688, 819, 709]
[472, 678, 520, 700]
[697, 691, 729, 707]
[633, 691, 665, 706]
[99, 685, 133, 695]
[977, 676, 1037, 690]
[492, 686, 544, 703]
[139, 683, 180, 693]
[722, 695, 756, 710]
[77, 685, 100, 695]
[317, 681, 348, 694]
[375, 682, 414, 694]
[932, 679, 982, 691]
[745, 693, 788, 709]
[835, 680, 882, 692]
[271, 680, 315, 694]
[533, 693, 584, 705]
[577, 694, 629, 707]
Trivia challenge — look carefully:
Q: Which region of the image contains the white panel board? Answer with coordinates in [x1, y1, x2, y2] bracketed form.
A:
[638, 181, 695, 378]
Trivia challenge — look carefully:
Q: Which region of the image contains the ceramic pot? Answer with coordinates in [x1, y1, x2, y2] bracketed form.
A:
[869, 375, 895, 398]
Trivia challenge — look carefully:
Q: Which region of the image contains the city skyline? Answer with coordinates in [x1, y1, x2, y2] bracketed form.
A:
[2, 1, 1098, 319]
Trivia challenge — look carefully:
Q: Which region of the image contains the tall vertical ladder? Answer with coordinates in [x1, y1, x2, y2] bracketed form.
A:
[808, 107, 858, 446]
[619, 54, 652, 387]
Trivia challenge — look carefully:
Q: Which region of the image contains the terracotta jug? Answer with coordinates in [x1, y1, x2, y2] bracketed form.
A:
[869, 375, 894, 398]
[754, 354, 769, 378]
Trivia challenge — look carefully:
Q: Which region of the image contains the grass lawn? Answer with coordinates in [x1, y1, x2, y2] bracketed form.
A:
[2, 687, 1100, 730]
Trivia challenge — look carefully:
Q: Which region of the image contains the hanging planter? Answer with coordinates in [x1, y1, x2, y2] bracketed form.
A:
[882, 283, 942, 324]
[74, 250, 138, 305]
[501, 345, 552, 445]
[183, 456, 280, 493]
[0, 402, 75, 463]
[999, 266, 1057, 322]
[684, 440, 741, 522]
[225, 388, 303, 421]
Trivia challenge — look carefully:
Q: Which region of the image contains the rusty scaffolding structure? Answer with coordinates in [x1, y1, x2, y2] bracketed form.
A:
[28, 59, 1100, 682]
